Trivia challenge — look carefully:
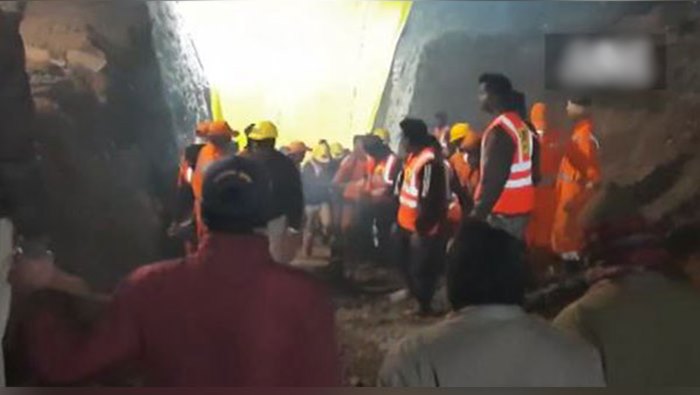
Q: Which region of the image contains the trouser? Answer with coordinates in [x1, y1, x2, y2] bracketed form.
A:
[370, 200, 396, 265]
[0, 218, 14, 386]
[267, 215, 301, 264]
[303, 203, 331, 256]
[487, 214, 530, 241]
[394, 227, 446, 312]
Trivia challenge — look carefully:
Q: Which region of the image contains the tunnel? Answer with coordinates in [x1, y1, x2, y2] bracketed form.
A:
[1, 0, 700, 386]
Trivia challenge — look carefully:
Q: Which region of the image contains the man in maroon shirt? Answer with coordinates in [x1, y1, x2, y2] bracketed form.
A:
[10, 156, 341, 386]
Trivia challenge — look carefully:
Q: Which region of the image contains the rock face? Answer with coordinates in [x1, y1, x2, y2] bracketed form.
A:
[377, 1, 700, 226]
[147, 2, 210, 148]
[10, 1, 206, 288]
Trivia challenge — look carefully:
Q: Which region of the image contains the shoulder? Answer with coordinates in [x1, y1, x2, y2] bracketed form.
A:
[123, 258, 186, 290]
[525, 314, 600, 358]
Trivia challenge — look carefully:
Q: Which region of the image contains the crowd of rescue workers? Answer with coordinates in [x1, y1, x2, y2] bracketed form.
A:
[7, 73, 700, 387]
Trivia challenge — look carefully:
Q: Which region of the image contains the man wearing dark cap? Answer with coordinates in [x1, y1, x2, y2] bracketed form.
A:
[9, 157, 340, 386]
[552, 96, 601, 264]
[472, 73, 540, 240]
[395, 118, 449, 316]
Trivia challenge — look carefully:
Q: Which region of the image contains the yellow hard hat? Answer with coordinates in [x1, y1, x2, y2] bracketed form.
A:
[312, 144, 331, 163]
[372, 128, 390, 144]
[330, 143, 344, 159]
[248, 121, 279, 141]
[449, 123, 473, 143]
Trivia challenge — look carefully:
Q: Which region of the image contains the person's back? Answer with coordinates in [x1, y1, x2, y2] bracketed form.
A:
[554, 270, 700, 386]
[381, 306, 603, 386]
[18, 156, 339, 386]
[122, 234, 339, 386]
[380, 220, 604, 387]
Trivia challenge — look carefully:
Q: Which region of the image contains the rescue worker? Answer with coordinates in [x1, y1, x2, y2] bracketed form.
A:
[526, 103, 564, 251]
[301, 143, 333, 257]
[332, 135, 370, 274]
[395, 118, 449, 316]
[169, 122, 209, 254]
[447, 124, 480, 194]
[362, 134, 400, 264]
[191, 120, 237, 241]
[287, 140, 310, 169]
[472, 73, 539, 240]
[328, 142, 346, 177]
[243, 121, 304, 264]
[552, 97, 601, 264]
[10, 156, 340, 386]
[372, 128, 391, 146]
[446, 123, 481, 215]
[432, 112, 450, 155]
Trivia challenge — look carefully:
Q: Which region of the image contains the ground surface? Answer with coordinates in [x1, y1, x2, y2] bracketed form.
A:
[292, 247, 443, 386]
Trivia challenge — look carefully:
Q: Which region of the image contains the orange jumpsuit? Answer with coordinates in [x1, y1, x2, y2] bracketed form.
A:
[551, 118, 601, 255]
[448, 151, 480, 197]
[332, 152, 368, 231]
[526, 129, 563, 250]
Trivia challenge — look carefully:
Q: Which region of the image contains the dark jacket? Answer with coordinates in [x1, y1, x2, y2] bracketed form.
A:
[301, 160, 332, 205]
[242, 149, 304, 230]
[473, 126, 540, 219]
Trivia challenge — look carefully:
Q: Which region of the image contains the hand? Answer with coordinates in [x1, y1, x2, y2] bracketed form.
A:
[9, 252, 56, 292]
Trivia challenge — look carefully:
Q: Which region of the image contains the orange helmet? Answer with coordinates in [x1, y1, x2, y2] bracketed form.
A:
[530, 102, 547, 132]
[207, 121, 237, 138]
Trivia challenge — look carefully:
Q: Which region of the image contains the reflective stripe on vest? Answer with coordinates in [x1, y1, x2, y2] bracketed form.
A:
[476, 112, 535, 215]
[398, 147, 437, 231]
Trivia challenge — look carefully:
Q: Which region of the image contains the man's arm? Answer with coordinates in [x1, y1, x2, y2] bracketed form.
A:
[25, 276, 141, 384]
[565, 132, 601, 185]
[472, 128, 515, 219]
[415, 159, 447, 235]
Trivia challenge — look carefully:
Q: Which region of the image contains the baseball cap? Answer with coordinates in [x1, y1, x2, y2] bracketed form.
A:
[201, 156, 272, 233]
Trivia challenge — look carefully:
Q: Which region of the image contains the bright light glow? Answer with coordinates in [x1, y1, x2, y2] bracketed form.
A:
[176, 0, 411, 147]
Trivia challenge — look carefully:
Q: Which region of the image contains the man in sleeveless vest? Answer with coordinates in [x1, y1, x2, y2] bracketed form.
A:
[472, 74, 540, 241]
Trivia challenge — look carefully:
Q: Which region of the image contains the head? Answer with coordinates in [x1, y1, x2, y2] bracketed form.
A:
[329, 142, 345, 161]
[399, 118, 431, 153]
[435, 111, 448, 127]
[207, 121, 236, 148]
[311, 143, 331, 165]
[287, 141, 309, 165]
[352, 135, 366, 155]
[566, 96, 592, 120]
[200, 156, 272, 235]
[478, 73, 514, 114]
[362, 134, 388, 160]
[447, 220, 527, 310]
[530, 102, 548, 132]
[247, 121, 279, 152]
[372, 128, 391, 145]
[448, 123, 474, 156]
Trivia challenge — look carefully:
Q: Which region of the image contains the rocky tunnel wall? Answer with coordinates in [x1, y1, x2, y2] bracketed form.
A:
[377, 1, 700, 227]
[2, 1, 209, 289]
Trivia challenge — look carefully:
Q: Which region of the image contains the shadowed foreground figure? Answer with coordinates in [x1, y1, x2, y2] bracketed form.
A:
[11, 157, 340, 386]
[554, 218, 700, 386]
[380, 220, 604, 387]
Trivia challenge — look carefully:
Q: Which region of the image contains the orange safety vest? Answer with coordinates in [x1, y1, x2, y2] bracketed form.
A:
[398, 147, 440, 232]
[444, 160, 463, 227]
[365, 154, 398, 198]
[475, 111, 535, 215]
